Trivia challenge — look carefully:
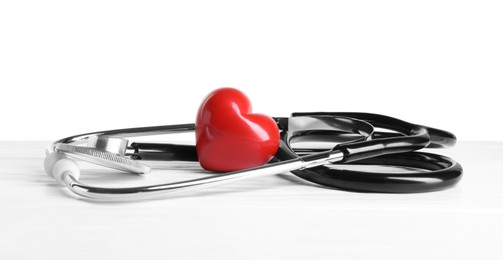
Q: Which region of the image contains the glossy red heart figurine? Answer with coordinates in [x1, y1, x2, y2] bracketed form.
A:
[195, 88, 280, 172]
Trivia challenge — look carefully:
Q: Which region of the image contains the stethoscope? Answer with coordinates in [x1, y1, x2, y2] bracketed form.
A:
[44, 89, 463, 201]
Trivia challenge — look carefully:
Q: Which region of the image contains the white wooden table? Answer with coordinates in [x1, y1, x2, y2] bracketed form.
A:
[1, 141, 502, 259]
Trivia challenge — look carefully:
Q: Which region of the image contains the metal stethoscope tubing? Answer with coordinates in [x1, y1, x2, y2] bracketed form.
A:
[60, 152, 344, 201]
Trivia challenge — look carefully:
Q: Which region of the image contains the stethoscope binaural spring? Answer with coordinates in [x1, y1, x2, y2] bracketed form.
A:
[43, 88, 462, 201]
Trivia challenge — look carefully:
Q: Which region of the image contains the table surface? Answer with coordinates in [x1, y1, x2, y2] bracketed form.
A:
[1, 141, 502, 259]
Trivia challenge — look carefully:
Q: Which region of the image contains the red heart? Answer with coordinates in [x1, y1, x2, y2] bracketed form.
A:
[195, 88, 280, 172]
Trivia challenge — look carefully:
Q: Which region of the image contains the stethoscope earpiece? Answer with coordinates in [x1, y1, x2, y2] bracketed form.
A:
[44, 152, 80, 186]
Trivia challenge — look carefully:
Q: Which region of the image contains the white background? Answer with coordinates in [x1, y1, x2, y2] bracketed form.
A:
[1, 2, 503, 259]
[1, 0, 501, 141]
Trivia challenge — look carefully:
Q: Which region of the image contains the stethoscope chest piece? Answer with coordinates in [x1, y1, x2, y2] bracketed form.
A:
[54, 136, 150, 174]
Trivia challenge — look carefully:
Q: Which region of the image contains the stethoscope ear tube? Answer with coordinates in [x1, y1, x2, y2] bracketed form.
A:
[334, 126, 430, 163]
[292, 112, 457, 149]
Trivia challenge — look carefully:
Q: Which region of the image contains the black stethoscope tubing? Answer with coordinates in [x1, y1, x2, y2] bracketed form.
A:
[275, 112, 462, 193]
